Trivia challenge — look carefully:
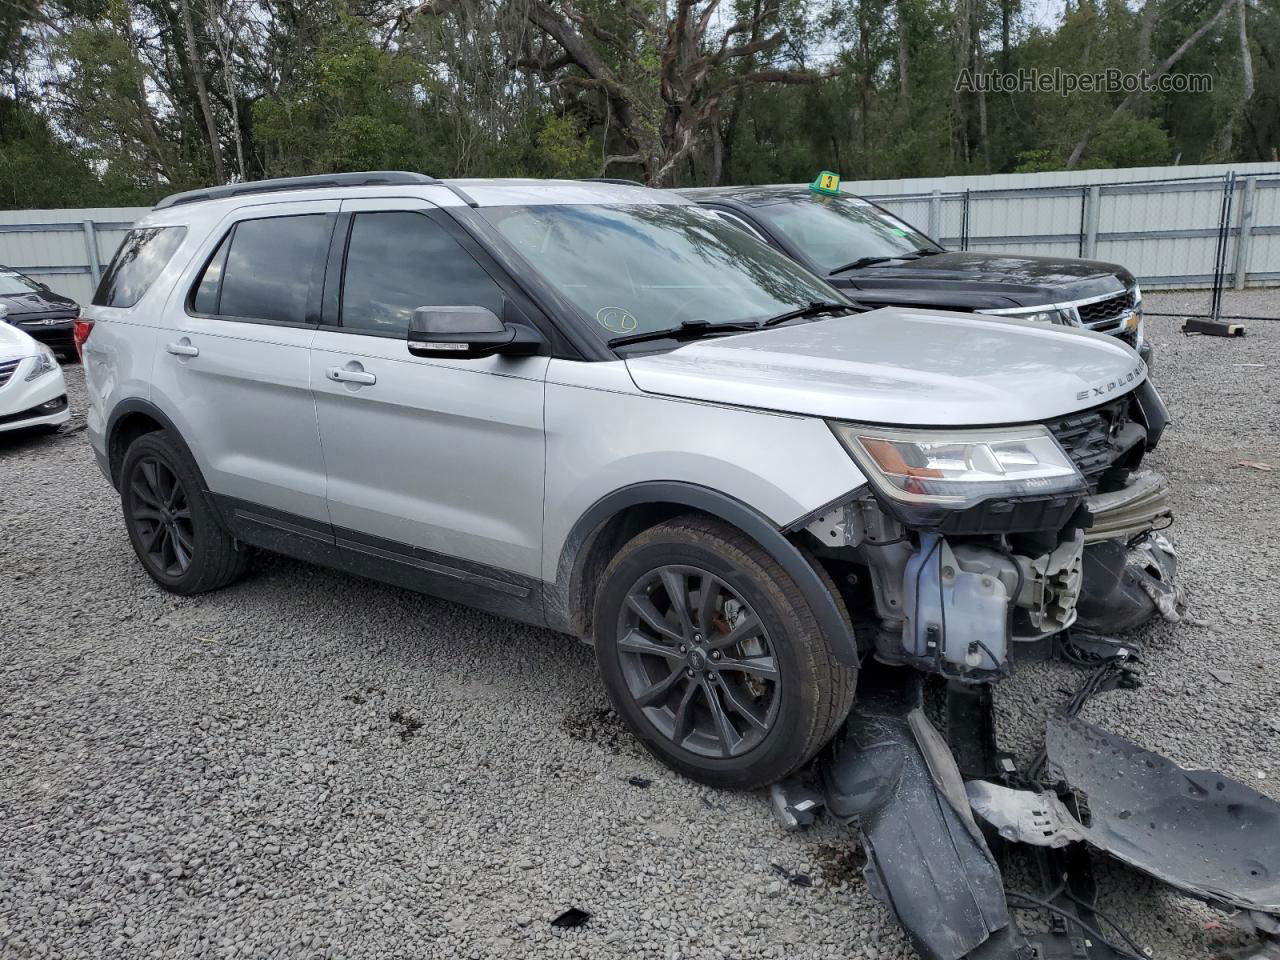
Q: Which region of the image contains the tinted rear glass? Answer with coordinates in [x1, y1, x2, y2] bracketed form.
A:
[215, 215, 329, 324]
[93, 226, 188, 307]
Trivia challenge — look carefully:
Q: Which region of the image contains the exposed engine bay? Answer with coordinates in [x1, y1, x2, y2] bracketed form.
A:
[802, 381, 1184, 682]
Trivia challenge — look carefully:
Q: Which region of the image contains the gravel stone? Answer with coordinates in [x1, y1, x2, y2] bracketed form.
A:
[1, 291, 1276, 958]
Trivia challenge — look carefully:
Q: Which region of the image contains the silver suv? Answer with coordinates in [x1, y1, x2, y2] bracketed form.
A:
[82, 172, 1178, 789]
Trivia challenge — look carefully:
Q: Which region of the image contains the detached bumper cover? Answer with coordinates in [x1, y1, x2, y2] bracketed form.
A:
[1009, 718, 1280, 914]
[818, 676, 1010, 960]
[1077, 470, 1184, 632]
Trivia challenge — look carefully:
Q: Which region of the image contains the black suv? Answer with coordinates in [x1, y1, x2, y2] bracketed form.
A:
[680, 185, 1151, 365]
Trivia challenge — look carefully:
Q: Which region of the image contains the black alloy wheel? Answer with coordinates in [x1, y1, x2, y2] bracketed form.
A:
[120, 430, 249, 595]
[127, 456, 196, 577]
[616, 564, 782, 759]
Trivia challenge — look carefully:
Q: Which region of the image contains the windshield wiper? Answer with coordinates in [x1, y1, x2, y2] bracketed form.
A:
[608, 319, 761, 348]
[761, 300, 853, 327]
[829, 255, 897, 274]
[913, 247, 944, 257]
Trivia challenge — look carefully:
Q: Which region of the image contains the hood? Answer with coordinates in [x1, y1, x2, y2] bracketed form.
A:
[0, 288, 79, 317]
[842, 252, 1133, 309]
[0, 318, 42, 360]
[624, 307, 1147, 427]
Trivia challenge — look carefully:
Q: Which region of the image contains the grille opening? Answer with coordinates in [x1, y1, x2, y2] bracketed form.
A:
[1045, 396, 1143, 494]
[1077, 289, 1136, 329]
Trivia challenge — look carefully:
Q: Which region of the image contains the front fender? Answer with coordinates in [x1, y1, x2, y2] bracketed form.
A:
[554, 481, 860, 666]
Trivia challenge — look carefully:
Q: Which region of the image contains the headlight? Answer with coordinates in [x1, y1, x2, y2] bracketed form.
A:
[978, 306, 1075, 325]
[830, 422, 1085, 508]
[24, 345, 58, 381]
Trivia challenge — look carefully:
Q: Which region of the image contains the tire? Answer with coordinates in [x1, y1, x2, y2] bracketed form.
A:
[120, 430, 249, 595]
[593, 514, 857, 789]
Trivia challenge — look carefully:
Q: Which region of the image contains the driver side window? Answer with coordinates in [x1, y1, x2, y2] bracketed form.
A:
[340, 211, 504, 335]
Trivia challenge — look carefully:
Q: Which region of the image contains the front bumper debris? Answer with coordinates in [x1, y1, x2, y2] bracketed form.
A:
[774, 654, 1280, 960]
[1077, 530, 1183, 631]
[817, 672, 1010, 960]
[1041, 717, 1280, 914]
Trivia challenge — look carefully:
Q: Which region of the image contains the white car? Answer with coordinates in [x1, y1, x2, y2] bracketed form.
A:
[0, 304, 70, 433]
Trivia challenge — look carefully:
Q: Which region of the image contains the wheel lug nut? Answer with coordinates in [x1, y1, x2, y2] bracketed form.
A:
[710, 650, 721, 660]
[686, 668, 696, 677]
[679, 644, 687, 653]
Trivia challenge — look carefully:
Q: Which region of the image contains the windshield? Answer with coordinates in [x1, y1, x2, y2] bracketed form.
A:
[478, 204, 842, 341]
[748, 195, 941, 274]
[0, 271, 43, 296]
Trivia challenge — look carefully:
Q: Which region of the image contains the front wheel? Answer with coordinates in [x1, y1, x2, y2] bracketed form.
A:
[593, 515, 856, 789]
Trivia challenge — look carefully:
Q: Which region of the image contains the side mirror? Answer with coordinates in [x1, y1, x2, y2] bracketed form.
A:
[407, 305, 543, 359]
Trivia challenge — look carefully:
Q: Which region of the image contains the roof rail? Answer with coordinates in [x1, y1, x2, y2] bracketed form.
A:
[154, 171, 442, 210]
[579, 177, 646, 187]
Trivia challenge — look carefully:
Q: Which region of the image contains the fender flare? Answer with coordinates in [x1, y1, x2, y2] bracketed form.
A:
[104, 398, 200, 489]
[558, 481, 858, 666]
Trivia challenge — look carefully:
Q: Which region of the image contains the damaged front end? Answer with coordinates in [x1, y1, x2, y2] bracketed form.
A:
[768, 380, 1280, 958]
[807, 380, 1182, 682]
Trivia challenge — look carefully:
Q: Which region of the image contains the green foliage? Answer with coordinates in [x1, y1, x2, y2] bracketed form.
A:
[0, 100, 145, 208]
[0, 0, 1270, 208]
[253, 20, 434, 177]
[534, 114, 598, 179]
[1083, 116, 1172, 169]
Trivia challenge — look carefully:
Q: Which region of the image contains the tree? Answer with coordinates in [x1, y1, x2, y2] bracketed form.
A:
[405, 0, 840, 185]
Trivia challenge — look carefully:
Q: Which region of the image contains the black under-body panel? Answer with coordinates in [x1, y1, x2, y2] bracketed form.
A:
[211, 495, 548, 628]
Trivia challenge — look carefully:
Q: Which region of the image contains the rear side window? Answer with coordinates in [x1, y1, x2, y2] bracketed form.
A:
[93, 226, 187, 307]
[191, 214, 330, 325]
[339, 211, 504, 334]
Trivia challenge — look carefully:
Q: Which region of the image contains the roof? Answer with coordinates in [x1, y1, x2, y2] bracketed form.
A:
[675, 185, 852, 207]
[449, 178, 685, 208]
[147, 173, 686, 221]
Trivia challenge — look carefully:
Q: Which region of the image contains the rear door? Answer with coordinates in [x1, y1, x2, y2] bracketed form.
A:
[310, 198, 549, 590]
[150, 200, 337, 527]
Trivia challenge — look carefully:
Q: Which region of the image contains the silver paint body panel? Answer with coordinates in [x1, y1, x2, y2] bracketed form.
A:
[625, 308, 1147, 427]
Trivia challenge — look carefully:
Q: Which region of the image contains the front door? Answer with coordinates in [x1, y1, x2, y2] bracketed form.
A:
[310, 199, 549, 604]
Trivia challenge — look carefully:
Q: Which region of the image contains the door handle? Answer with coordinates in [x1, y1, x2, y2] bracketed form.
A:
[166, 340, 199, 357]
[326, 365, 376, 386]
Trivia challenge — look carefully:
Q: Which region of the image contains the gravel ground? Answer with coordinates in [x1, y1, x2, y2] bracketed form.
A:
[1, 291, 1278, 960]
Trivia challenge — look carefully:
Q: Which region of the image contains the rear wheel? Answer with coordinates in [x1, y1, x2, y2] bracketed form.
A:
[593, 515, 856, 789]
[120, 431, 248, 595]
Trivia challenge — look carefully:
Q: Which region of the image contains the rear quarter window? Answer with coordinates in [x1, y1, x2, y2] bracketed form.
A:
[93, 226, 188, 308]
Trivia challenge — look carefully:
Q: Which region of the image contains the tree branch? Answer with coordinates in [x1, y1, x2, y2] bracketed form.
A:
[1067, 0, 1236, 167]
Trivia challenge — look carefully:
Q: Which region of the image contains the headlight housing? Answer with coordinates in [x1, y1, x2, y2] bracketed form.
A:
[830, 422, 1086, 509]
[24, 345, 58, 381]
[977, 306, 1075, 325]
